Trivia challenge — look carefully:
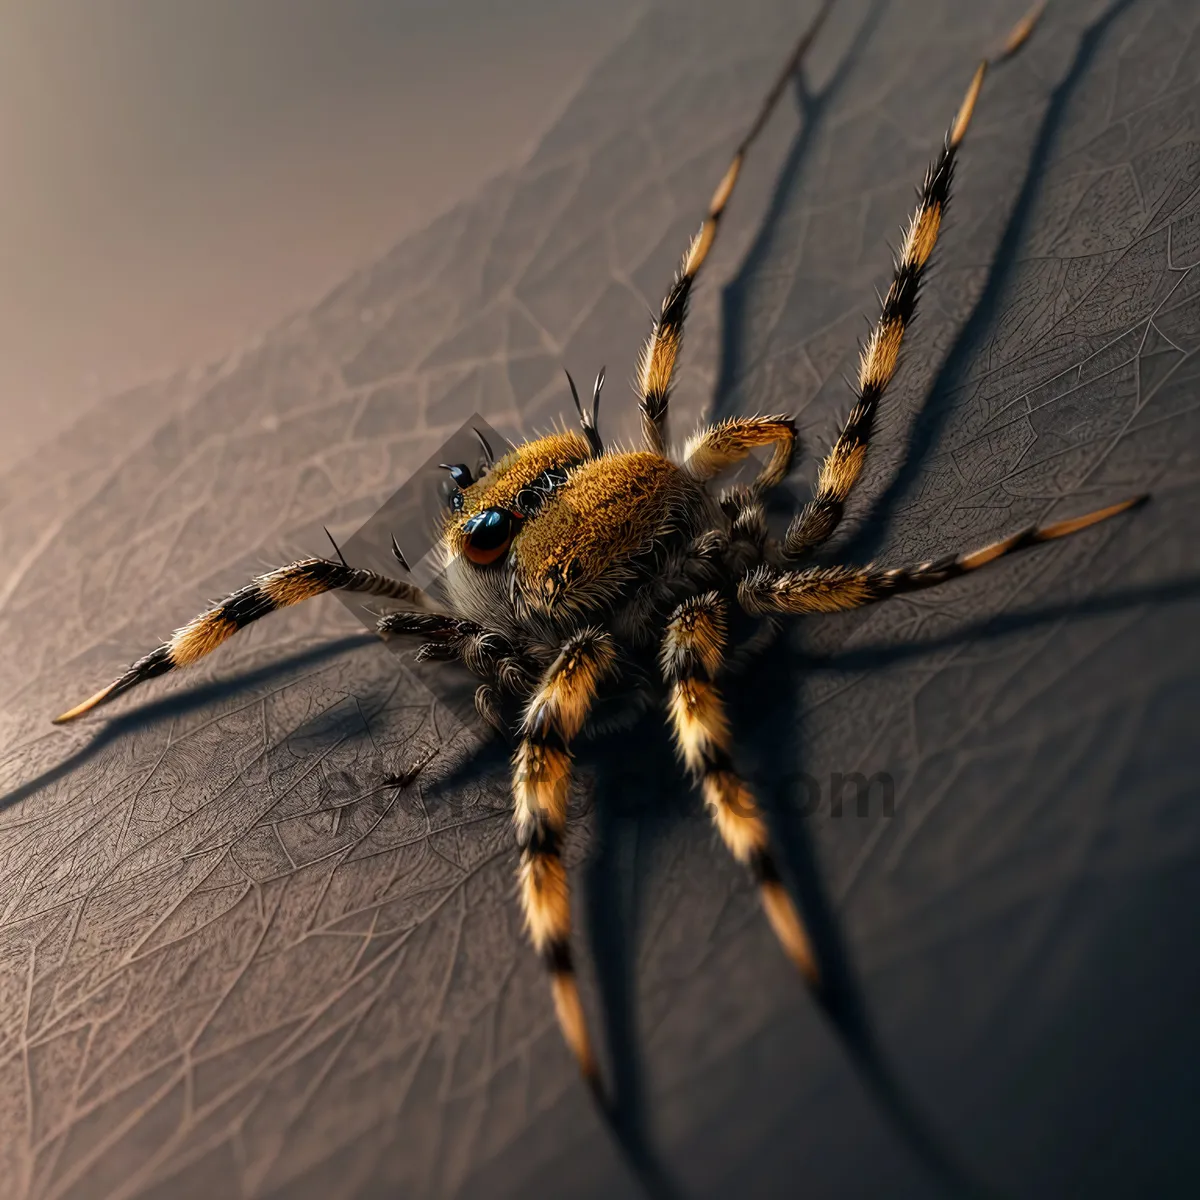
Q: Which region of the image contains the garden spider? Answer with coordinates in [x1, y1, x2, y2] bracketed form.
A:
[52, 0, 1144, 1107]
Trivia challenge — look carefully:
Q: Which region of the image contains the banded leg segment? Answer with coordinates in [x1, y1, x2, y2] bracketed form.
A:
[783, 4, 1043, 559]
[513, 628, 616, 1095]
[683, 415, 798, 492]
[661, 594, 817, 982]
[53, 560, 434, 723]
[636, 1, 834, 452]
[743, 496, 1146, 616]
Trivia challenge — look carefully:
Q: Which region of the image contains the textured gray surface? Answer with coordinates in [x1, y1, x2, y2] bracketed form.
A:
[2, 0, 1199, 1197]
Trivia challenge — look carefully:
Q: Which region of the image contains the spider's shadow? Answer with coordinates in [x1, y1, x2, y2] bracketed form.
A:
[3, 633, 379, 815]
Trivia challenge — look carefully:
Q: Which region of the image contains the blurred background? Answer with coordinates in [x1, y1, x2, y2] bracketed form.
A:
[0, 0, 637, 471]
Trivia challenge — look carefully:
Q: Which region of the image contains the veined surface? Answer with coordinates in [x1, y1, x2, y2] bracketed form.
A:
[1, 1, 1199, 1197]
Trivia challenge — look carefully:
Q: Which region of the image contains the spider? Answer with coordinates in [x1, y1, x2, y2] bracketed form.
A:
[52, 0, 1144, 1108]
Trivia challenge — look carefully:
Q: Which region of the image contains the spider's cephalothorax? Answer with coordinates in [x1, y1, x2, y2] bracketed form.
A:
[444, 429, 714, 640]
[51, 1, 1145, 1106]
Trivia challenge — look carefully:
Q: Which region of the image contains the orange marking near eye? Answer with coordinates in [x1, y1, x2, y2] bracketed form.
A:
[463, 539, 511, 566]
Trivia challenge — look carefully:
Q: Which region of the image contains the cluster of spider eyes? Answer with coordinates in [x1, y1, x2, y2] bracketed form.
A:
[441, 457, 573, 567]
[437, 460, 522, 566]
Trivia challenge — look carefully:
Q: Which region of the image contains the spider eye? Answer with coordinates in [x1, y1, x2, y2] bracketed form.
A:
[462, 507, 519, 565]
[440, 463, 474, 489]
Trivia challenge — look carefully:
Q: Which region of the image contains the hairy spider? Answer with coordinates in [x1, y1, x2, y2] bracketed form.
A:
[53, 1, 1144, 1106]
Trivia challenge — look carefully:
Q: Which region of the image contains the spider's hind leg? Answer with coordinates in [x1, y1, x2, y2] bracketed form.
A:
[635, 2, 834, 451]
[783, 3, 1045, 560]
[741, 495, 1147, 616]
[661, 592, 817, 983]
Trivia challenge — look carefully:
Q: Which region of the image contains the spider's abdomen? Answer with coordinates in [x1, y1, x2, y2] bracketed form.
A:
[513, 451, 705, 617]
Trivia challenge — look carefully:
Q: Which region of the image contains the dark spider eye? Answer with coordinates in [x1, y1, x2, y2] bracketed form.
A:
[462, 507, 519, 565]
[439, 463, 474, 489]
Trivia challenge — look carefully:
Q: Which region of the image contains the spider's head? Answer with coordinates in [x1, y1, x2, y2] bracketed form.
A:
[438, 428, 707, 635]
[442, 430, 592, 554]
[440, 369, 606, 571]
[437, 430, 593, 632]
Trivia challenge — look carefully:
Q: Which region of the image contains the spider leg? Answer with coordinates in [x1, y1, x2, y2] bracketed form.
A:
[381, 612, 533, 688]
[783, 2, 1044, 559]
[661, 593, 817, 983]
[724, 615, 783, 675]
[473, 682, 504, 734]
[513, 627, 617, 1098]
[381, 612, 536, 732]
[741, 495, 1146, 616]
[377, 610, 473, 640]
[52, 560, 436, 723]
[703, 482, 773, 579]
[635, 1, 834, 452]
[683, 415, 798, 491]
[722, 484, 770, 570]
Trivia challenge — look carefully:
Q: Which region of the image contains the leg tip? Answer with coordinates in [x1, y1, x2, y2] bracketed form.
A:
[51, 683, 116, 725]
[582, 1063, 613, 1114]
[949, 62, 988, 148]
[1094, 492, 1147, 520]
[999, 0, 1047, 60]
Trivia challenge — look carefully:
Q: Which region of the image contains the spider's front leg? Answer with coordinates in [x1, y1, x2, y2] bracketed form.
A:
[661, 592, 817, 984]
[634, 1, 834, 451]
[380, 616, 613, 1083]
[513, 627, 617, 1098]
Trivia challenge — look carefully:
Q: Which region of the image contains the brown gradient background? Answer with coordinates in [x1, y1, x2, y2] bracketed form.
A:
[0, 0, 638, 471]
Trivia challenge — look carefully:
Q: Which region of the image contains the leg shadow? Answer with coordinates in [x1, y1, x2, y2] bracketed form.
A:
[584, 725, 690, 1200]
[710, 0, 888, 425]
[806, 573, 1200, 675]
[3, 633, 379, 814]
[840, 0, 1144, 565]
[729, 652, 1001, 1200]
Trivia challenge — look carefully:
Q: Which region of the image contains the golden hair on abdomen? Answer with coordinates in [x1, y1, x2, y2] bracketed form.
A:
[512, 452, 700, 613]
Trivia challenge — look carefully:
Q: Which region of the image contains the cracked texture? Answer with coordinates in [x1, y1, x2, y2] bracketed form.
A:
[2, 1, 1199, 1197]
